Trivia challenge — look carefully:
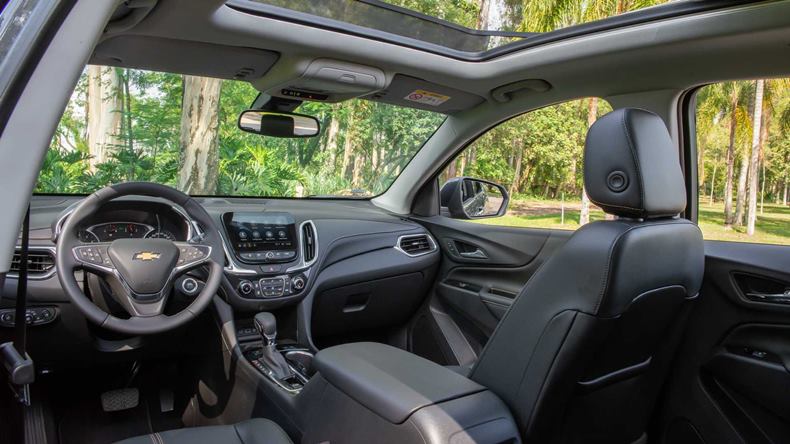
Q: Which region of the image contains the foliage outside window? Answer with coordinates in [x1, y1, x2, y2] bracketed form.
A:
[441, 98, 612, 230]
[696, 78, 790, 246]
[38, 66, 444, 198]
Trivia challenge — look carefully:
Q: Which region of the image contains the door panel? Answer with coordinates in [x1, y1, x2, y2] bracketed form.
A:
[410, 215, 572, 366]
[659, 241, 790, 444]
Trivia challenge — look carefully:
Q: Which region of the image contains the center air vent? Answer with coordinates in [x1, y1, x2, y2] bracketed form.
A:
[302, 221, 316, 263]
[397, 234, 436, 257]
[11, 249, 55, 276]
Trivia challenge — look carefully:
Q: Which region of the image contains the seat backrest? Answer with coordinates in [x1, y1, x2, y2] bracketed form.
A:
[469, 108, 704, 444]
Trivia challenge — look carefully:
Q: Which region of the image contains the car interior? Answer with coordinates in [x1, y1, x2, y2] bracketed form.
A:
[1, 1, 790, 443]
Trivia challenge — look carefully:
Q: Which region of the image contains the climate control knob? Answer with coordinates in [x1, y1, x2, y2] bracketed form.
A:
[238, 280, 254, 296]
[291, 276, 306, 291]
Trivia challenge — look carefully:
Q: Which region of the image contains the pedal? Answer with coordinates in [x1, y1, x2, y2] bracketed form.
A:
[159, 388, 174, 413]
[100, 388, 139, 412]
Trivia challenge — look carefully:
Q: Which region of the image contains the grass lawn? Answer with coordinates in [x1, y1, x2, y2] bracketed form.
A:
[474, 198, 790, 246]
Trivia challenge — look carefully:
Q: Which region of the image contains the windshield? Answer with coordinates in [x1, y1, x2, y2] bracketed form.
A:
[37, 66, 445, 198]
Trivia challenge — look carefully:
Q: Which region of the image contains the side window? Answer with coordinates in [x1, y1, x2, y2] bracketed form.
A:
[695, 79, 789, 245]
[440, 98, 612, 230]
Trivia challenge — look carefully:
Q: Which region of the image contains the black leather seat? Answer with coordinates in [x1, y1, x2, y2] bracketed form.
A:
[115, 418, 293, 444]
[468, 108, 704, 443]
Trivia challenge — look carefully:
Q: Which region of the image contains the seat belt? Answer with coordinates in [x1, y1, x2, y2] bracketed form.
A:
[1, 204, 35, 406]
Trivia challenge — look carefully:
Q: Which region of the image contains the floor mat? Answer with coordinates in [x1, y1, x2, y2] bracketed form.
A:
[57, 396, 151, 444]
[49, 360, 191, 444]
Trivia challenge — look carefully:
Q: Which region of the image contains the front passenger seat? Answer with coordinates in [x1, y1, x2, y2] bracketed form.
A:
[468, 108, 704, 443]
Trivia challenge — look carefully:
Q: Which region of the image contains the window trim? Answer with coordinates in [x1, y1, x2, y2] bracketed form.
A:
[679, 85, 704, 225]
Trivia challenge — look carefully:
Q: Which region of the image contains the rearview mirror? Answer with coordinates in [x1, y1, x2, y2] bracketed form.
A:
[440, 177, 509, 219]
[238, 110, 320, 138]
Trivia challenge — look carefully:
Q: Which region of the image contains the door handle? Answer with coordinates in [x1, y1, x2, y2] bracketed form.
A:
[459, 248, 488, 259]
[746, 289, 790, 304]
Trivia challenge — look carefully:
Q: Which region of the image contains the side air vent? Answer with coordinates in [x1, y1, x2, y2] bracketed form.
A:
[302, 222, 316, 263]
[397, 234, 436, 257]
[11, 249, 55, 276]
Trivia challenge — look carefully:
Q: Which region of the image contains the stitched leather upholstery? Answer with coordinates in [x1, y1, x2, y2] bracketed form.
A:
[469, 108, 704, 443]
[584, 108, 687, 219]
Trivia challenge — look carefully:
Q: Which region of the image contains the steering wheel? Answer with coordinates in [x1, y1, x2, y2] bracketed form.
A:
[56, 182, 224, 335]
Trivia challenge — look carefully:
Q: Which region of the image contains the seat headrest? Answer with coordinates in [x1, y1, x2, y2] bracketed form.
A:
[584, 108, 686, 219]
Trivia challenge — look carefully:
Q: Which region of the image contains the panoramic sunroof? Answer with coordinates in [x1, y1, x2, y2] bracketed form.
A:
[227, 0, 754, 60]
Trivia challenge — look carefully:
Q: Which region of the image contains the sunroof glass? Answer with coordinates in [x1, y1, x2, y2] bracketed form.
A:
[231, 0, 532, 53]
[228, 0, 728, 57]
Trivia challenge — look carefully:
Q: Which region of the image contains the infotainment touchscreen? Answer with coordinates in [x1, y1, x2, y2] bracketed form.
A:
[222, 212, 298, 263]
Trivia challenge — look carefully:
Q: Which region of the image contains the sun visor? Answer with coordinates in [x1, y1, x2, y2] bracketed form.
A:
[365, 74, 485, 114]
[91, 36, 279, 81]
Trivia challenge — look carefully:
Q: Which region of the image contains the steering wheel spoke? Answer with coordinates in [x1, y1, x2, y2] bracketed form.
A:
[173, 242, 212, 272]
[72, 243, 116, 275]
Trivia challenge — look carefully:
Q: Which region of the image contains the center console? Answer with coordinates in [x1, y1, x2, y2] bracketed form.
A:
[221, 212, 316, 302]
[296, 342, 521, 443]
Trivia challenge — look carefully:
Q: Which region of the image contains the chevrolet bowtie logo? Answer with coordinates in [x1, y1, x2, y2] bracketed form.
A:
[133, 251, 161, 261]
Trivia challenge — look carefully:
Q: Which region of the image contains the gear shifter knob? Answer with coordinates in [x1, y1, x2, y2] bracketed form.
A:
[254, 312, 277, 346]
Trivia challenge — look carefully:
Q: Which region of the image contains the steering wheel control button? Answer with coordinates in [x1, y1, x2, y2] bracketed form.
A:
[0, 307, 58, 328]
[74, 246, 108, 266]
[176, 245, 210, 267]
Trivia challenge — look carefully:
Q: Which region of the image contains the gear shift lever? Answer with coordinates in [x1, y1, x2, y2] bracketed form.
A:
[253, 312, 292, 380]
[254, 312, 278, 346]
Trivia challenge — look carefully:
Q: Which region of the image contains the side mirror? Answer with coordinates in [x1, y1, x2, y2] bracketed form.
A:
[238, 110, 320, 138]
[440, 177, 509, 219]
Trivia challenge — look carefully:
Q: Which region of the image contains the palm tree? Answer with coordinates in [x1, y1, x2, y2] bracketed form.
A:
[746, 79, 765, 235]
[698, 82, 747, 227]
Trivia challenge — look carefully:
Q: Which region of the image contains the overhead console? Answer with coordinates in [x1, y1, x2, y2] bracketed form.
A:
[264, 58, 387, 103]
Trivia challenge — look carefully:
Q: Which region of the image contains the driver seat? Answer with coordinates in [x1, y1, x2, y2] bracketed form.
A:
[116, 418, 293, 444]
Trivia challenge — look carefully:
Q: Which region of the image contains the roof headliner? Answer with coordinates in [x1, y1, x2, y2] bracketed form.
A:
[90, 0, 790, 114]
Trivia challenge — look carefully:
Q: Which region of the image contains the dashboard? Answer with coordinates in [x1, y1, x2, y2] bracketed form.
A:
[3, 194, 440, 359]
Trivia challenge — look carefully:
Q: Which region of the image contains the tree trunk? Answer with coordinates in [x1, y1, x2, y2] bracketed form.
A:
[735, 152, 749, 226]
[476, 0, 490, 29]
[178, 75, 222, 195]
[759, 110, 770, 214]
[458, 152, 467, 176]
[341, 107, 356, 180]
[447, 159, 457, 179]
[86, 65, 124, 171]
[709, 158, 718, 205]
[723, 88, 739, 227]
[509, 138, 523, 197]
[697, 143, 706, 189]
[784, 176, 788, 206]
[123, 69, 133, 152]
[580, 97, 598, 225]
[746, 79, 764, 235]
[324, 109, 340, 169]
[351, 154, 364, 189]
